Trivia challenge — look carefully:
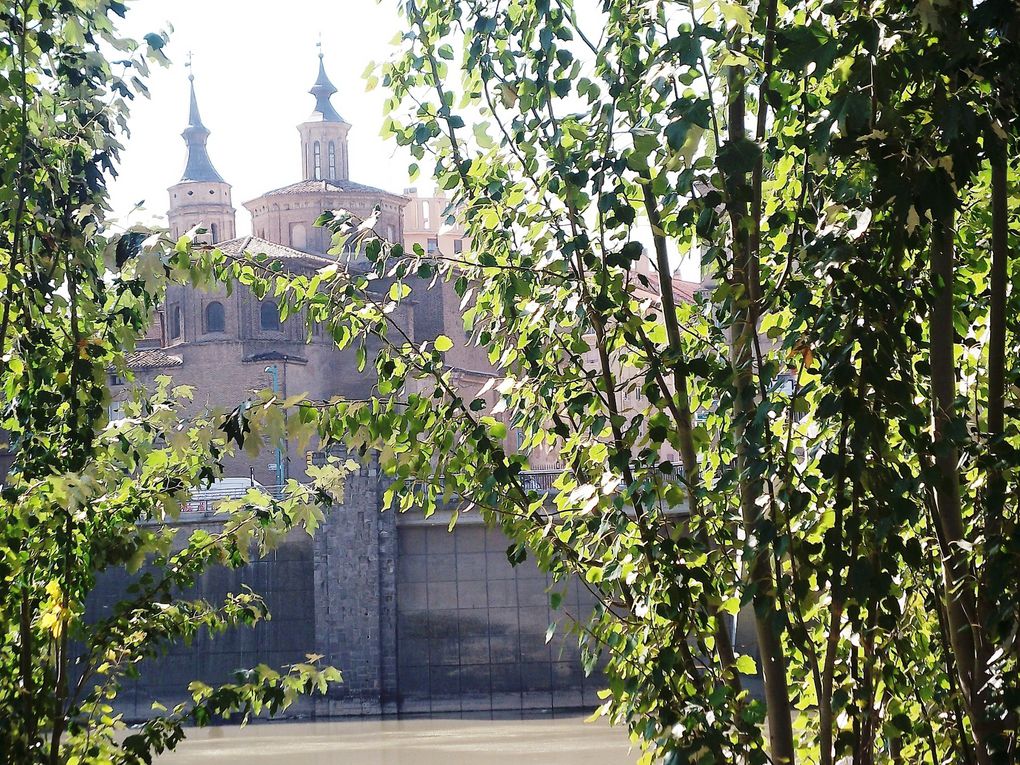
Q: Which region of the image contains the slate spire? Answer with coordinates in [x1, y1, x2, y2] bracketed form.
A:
[180, 67, 224, 183]
[308, 44, 344, 123]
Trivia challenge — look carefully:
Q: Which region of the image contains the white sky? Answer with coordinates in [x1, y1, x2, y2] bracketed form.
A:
[109, 0, 416, 234]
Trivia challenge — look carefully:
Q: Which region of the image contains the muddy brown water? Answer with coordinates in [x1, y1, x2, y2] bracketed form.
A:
[161, 717, 639, 764]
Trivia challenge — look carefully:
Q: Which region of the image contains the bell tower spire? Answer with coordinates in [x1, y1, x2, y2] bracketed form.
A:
[180, 55, 224, 183]
[167, 58, 236, 244]
[298, 45, 351, 181]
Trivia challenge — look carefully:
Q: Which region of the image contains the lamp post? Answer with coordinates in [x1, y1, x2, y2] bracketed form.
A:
[265, 365, 285, 487]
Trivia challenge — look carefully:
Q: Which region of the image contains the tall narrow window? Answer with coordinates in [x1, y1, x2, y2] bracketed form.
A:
[427, 237, 439, 256]
[169, 305, 182, 339]
[210, 222, 219, 243]
[328, 142, 336, 179]
[260, 301, 280, 331]
[421, 200, 431, 228]
[313, 141, 321, 180]
[453, 238, 463, 255]
[205, 301, 225, 332]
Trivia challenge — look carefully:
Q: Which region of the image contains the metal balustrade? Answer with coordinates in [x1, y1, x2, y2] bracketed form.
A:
[181, 484, 287, 514]
[171, 463, 688, 519]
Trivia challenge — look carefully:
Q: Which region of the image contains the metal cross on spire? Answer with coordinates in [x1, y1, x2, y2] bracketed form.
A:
[185, 50, 194, 81]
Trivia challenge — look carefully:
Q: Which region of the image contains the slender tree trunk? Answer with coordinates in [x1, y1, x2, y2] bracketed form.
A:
[819, 424, 849, 765]
[725, 45, 796, 765]
[986, 135, 1007, 530]
[19, 588, 36, 748]
[859, 587, 880, 765]
[980, 130, 1010, 759]
[929, 206, 990, 764]
[641, 183, 742, 689]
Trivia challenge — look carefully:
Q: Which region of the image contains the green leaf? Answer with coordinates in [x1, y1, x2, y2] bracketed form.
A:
[735, 655, 757, 675]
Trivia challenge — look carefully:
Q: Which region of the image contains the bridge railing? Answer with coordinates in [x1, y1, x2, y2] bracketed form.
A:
[181, 484, 288, 514]
[171, 462, 688, 517]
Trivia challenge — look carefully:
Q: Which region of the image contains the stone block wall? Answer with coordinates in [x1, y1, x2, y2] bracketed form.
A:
[309, 458, 399, 716]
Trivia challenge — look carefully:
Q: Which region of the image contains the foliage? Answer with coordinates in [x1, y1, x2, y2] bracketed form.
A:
[217, 0, 1018, 762]
[0, 3, 341, 762]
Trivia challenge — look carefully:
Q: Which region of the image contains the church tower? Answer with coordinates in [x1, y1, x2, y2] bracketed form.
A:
[297, 49, 351, 181]
[167, 70, 236, 244]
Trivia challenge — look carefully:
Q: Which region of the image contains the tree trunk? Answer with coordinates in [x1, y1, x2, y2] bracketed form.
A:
[986, 135, 1007, 523]
[725, 46, 796, 765]
[929, 206, 989, 763]
[980, 130, 1010, 759]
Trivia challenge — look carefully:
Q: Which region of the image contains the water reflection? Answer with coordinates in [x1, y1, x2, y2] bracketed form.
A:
[163, 717, 637, 764]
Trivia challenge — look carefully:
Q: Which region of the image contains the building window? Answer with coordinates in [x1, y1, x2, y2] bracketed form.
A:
[109, 372, 125, 387]
[328, 142, 336, 179]
[109, 401, 125, 422]
[210, 222, 219, 243]
[427, 237, 439, 256]
[260, 301, 280, 331]
[169, 305, 182, 339]
[290, 222, 307, 251]
[453, 238, 463, 255]
[205, 301, 225, 333]
[313, 141, 321, 180]
[387, 224, 396, 242]
[421, 200, 431, 228]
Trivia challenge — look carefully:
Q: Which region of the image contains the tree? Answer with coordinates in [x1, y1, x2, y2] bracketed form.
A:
[0, 3, 341, 762]
[224, 0, 1019, 762]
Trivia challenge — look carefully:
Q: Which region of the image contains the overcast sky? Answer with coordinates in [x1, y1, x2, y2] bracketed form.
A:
[109, 0, 417, 234]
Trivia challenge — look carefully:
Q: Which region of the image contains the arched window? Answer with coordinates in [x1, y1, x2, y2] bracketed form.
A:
[210, 222, 219, 243]
[328, 142, 336, 179]
[313, 141, 321, 180]
[260, 300, 280, 331]
[205, 301, 225, 332]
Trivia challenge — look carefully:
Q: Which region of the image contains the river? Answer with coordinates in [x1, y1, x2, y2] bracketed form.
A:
[162, 717, 638, 764]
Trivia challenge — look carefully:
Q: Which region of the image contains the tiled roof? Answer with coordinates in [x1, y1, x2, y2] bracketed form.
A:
[216, 236, 335, 268]
[254, 178, 405, 198]
[672, 279, 701, 304]
[125, 349, 183, 370]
